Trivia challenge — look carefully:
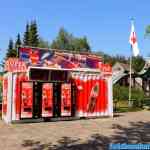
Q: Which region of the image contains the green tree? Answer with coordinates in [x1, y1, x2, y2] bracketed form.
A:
[15, 33, 22, 48]
[73, 37, 91, 52]
[113, 84, 129, 101]
[23, 23, 30, 46]
[95, 51, 128, 66]
[5, 39, 17, 58]
[51, 40, 59, 49]
[38, 37, 50, 48]
[51, 27, 91, 52]
[29, 21, 39, 47]
[51, 27, 71, 50]
[113, 84, 145, 108]
[132, 56, 145, 73]
[79, 36, 91, 52]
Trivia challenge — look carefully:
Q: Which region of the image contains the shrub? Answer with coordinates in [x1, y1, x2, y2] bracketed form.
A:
[113, 85, 129, 101]
[113, 84, 145, 108]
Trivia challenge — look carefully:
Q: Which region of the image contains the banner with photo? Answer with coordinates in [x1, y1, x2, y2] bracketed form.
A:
[18, 47, 102, 69]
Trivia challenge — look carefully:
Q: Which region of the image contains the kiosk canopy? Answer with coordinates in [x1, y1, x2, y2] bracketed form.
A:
[18, 47, 102, 69]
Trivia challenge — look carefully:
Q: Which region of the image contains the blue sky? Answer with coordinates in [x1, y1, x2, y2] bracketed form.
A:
[0, 0, 150, 62]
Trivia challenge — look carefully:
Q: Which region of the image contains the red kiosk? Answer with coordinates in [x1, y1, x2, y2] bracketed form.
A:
[2, 46, 113, 123]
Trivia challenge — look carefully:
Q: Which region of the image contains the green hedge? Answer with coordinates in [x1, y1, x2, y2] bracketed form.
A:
[113, 84, 145, 107]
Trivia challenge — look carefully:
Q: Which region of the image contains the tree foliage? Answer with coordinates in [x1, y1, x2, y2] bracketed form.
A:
[5, 39, 17, 59]
[73, 37, 91, 52]
[38, 37, 50, 48]
[23, 23, 30, 46]
[96, 51, 145, 72]
[131, 56, 145, 73]
[51, 28, 71, 50]
[23, 21, 40, 47]
[113, 84, 129, 101]
[5, 22, 119, 63]
[95, 51, 128, 66]
[4, 20, 146, 73]
[15, 33, 22, 48]
[28, 21, 39, 47]
[51, 27, 91, 52]
[113, 84, 145, 107]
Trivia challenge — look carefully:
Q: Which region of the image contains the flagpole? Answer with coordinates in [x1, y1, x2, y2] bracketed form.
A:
[128, 45, 132, 107]
[128, 18, 134, 107]
[128, 18, 140, 107]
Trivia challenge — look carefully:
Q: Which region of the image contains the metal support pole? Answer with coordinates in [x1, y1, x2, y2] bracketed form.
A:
[128, 48, 132, 107]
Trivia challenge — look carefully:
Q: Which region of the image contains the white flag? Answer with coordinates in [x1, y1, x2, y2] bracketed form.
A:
[129, 22, 140, 57]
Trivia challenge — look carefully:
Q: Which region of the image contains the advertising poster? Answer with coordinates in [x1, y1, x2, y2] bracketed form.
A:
[77, 75, 84, 117]
[72, 74, 81, 116]
[2, 78, 8, 115]
[18, 47, 102, 69]
[102, 79, 108, 112]
[61, 83, 71, 116]
[81, 75, 86, 116]
[87, 80, 100, 115]
[14, 74, 28, 120]
[4, 58, 27, 73]
[99, 79, 108, 112]
[21, 82, 33, 118]
[86, 75, 92, 116]
[42, 83, 53, 117]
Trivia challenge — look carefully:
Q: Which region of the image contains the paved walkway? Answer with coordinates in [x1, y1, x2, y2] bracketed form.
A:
[0, 110, 150, 150]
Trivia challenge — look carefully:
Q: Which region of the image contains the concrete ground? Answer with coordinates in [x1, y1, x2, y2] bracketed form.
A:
[0, 110, 150, 150]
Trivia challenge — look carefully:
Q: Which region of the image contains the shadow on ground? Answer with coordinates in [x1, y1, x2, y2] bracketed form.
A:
[21, 121, 150, 150]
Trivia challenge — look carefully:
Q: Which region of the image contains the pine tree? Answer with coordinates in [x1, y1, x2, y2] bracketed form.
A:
[23, 23, 30, 46]
[15, 33, 22, 48]
[29, 20, 39, 47]
[8, 39, 13, 50]
[6, 39, 17, 58]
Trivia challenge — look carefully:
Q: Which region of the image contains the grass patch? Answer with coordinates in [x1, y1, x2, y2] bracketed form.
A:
[115, 107, 143, 113]
[117, 101, 128, 107]
[114, 100, 143, 113]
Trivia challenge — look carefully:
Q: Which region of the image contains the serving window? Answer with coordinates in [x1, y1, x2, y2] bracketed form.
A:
[30, 68, 49, 81]
[29, 68, 68, 82]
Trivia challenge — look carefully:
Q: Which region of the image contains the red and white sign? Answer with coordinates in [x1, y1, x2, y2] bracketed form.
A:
[29, 50, 40, 65]
[61, 83, 72, 116]
[4, 58, 27, 72]
[21, 82, 33, 118]
[87, 76, 99, 114]
[2, 77, 8, 115]
[72, 73, 109, 117]
[99, 79, 108, 112]
[42, 83, 53, 117]
[99, 63, 112, 75]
